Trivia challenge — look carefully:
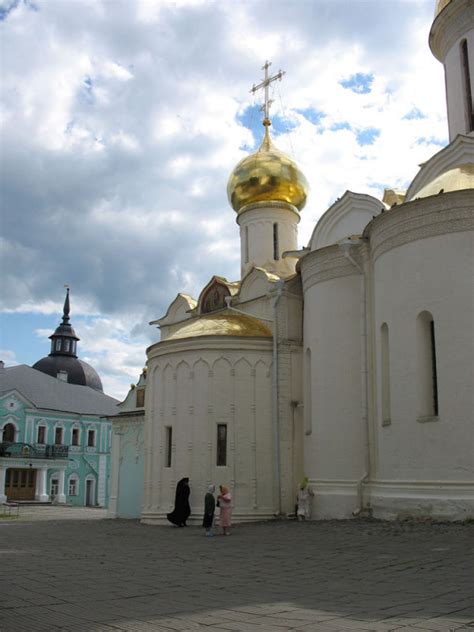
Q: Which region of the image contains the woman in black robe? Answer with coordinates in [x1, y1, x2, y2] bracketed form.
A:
[167, 477, 191, 527]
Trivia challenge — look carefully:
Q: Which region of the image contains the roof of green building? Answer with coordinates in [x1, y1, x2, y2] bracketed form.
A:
[0, 365, 119, 416]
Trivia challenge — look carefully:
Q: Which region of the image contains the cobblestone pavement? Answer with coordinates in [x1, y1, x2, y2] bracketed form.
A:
[1, 516, 473, 632]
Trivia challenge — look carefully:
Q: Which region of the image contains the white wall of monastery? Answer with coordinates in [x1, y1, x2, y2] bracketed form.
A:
[142, 338, 275, 524]
[301, 247, 368, 518]
[369, 193, 474, 519]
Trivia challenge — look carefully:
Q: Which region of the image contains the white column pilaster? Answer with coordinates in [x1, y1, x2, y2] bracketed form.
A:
[57, 469, 66, 504]
[35, 467, 49, 502]
[107, 428, 121, 518]
[0, 466, 7, 503]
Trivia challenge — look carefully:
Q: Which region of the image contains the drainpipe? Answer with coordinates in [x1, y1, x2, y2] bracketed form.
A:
[272, 280, 285, 516]
[338, 240, 370, 516]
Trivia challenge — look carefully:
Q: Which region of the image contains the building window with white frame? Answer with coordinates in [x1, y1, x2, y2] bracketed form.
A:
[55, 427, 63, 445]
[68, 476, 78, 496]
[37, 425, 46, 444]
[87, 429, 96, 447]
[71, 428, 80, 446]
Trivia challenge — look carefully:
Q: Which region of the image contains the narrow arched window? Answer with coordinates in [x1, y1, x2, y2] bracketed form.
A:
[273, 223, 279, 261]
[3, 423, 15, 442]
[304, 348, 312, 435]
[417, 311, 439, 420]
[380, 323, 391, 425]
[55, 339, 61, 351]
[461, 40, 474, 133]
[245, 226, 249, 263]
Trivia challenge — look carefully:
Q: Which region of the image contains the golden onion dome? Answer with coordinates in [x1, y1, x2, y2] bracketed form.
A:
[227, 125, 309, 214]
[413, 163, 474, 199]
[166, 309, 272, 341]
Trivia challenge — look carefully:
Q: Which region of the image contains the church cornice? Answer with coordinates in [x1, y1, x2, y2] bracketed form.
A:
[236, 200, 301, 222]
[147, 336, 273, 360]
[365, 190, 474, 261]
[300, 244, 362, 292]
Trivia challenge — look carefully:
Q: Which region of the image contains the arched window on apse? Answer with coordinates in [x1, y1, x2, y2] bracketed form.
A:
[304, 348, 312, 435]
[273, 223, 280, 260]
[416, 311, 439, 420]
[380, 323, 391, 426]
[461, 39, 474, 132]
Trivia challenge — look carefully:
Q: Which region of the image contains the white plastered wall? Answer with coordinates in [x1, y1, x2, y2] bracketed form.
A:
[238, 205, 299, 278]
[301, 248, 367, 518]
[142, 338, 275, 524]
[371, 225, 474, 520]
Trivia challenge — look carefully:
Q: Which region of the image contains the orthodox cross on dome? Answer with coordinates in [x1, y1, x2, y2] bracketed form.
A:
[250, 61, 285, 127]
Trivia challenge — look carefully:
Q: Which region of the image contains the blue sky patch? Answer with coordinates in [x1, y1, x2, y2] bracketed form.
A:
[238, 105, 298, 150]
[340, 72, 374, 94]
[416, 136, 446, 147]
[296, 108, 326, 126]
[357, 127, 380, 145]
[331, 121, 352, 132]
[403, 107, 426, 120]
[0, 0, 19, 20]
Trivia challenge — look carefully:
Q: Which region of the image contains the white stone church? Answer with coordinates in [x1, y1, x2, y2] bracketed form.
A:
[133, 0, 474, 524]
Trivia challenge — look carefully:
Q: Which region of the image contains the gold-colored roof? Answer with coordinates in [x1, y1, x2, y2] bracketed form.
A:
[414, 163, 474, 199]
[165, 309, 272, 341]
[435, 0, 453, 17]
[227, 126, 308, 214]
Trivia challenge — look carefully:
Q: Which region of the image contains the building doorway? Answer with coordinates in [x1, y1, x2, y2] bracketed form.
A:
[50, 478, 59, 501]
[85, 478, 95, 506]
[5, 468, 36, 501]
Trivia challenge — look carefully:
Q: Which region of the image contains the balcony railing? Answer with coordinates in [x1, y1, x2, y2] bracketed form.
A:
[0, 442, 69, 460]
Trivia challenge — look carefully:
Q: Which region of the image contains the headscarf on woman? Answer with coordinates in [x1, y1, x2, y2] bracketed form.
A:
[167, 477, 191, 527]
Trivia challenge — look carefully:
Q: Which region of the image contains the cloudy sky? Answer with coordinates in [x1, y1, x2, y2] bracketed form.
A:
[1, 0, 448, 400]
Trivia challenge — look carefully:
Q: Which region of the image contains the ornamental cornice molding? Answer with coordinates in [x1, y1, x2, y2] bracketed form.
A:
[366, 191, 474, 261]
[237, 201, 300, 223]
[429, 0, 473, 62]
[147, 336, 273, 361]
[300, 245, 361, 292]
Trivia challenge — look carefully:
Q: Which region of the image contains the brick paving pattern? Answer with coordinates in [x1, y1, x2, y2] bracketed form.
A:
[1, 509, 473, 631]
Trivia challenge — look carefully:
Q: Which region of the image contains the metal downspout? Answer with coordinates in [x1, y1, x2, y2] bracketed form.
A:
[272, 280, 285, 516]
[339, 241, 370, 515]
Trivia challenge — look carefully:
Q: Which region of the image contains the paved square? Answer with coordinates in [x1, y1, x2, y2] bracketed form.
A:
[1, 510, 473, 631]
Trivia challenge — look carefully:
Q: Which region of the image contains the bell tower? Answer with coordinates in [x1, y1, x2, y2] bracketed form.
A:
[430, 0, 474, 140]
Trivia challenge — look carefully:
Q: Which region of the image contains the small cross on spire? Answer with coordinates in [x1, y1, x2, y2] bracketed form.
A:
[250, 61, 285, 127]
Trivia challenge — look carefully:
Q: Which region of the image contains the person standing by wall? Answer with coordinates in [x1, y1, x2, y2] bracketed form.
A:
[217, 485, 232, 535]
[167, 477, 191, 527]
[202, 484, 216, 537]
